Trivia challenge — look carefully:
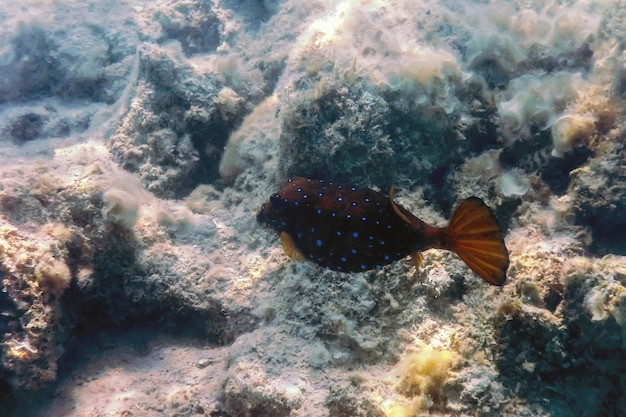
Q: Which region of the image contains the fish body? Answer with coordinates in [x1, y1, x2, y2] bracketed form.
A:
[257, 177, 509, 285]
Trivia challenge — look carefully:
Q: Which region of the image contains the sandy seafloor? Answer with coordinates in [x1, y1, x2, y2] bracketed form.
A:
[0, 0, 625, 416]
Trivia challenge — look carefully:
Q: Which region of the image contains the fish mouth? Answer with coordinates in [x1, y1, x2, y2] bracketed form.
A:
[256, 203, 271, 226]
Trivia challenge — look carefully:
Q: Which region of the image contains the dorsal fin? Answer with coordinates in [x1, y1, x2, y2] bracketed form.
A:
[389, 185, 427, 231]
[389, 185, 412, 224]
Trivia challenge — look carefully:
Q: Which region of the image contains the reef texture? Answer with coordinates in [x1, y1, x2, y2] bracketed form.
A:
[1, 0, 626, 416]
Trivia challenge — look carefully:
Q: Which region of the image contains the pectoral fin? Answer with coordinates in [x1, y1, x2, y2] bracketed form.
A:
[280, 232, 306, 261]
[411, 252, 424, 272]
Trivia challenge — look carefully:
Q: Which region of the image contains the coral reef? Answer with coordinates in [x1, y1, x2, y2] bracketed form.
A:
[571, 138, 626, 255]
[495, 255, 626, 416]
[0, 0, 625, 416]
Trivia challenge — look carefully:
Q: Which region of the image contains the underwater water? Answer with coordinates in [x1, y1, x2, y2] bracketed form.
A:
[0, 0, 625, 416]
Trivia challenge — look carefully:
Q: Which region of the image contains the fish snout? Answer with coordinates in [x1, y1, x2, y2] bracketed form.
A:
[257, 202, 271, 226]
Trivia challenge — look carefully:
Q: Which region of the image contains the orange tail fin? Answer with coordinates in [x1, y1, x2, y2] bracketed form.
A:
[445, 197, 509, 286]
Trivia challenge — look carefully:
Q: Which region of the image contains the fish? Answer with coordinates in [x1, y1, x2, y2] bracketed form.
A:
[257, 177, 509, 285]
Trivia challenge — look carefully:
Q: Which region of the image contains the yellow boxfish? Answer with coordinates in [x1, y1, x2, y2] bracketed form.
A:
[257, 177, 509, 285]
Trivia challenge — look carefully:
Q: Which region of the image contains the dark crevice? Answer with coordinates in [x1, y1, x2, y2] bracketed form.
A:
[538, 147, 593, 195]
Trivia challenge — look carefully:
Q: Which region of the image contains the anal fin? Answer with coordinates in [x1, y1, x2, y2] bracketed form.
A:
[280, 232, 306, 261]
